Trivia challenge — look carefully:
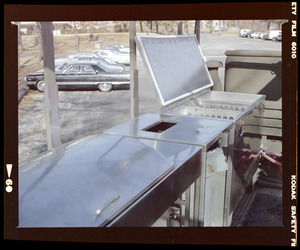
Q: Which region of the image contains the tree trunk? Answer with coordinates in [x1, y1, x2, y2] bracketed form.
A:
[36, 22, 44, 61]
[139, 21, 143, 32]
[73, 22, 79, 51]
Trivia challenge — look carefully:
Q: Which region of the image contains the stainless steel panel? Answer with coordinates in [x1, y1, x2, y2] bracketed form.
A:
[105, 113, 233, 226]
[108, 139, 202, 226]
[136, 35, 213, 107]
[19, 134, 179, 227]
[163, 91, 265, 224]
[105, 113, 233, 148]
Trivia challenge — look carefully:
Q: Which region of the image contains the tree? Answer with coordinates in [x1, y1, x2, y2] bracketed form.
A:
[73, 21, 79, 51]
[36, 22, 43, 61]
[139, 21, 143, 32]
[267, 19, 287, 29]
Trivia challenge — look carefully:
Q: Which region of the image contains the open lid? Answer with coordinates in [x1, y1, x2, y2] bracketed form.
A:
[136, 35, 214, 107]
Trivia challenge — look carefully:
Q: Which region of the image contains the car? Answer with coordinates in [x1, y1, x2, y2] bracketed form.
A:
[65, 54, 127, 72]
[259, 32, 267, 39]
[250, 32, 261, 39]
[25, 61, 130, 92]
[103, 44, 130, 53]
[68, 52, 100, 59]
[264, 30, 282, 40]
[94, 49, 130, 65]
[277, 31, 282, 41]
[75, 57, 127, 72]
[240, 29, 252, 38]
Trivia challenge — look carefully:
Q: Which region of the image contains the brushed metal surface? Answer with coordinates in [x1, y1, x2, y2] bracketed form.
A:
[105, 113, 232, 149]
[136, 35, 213, 107]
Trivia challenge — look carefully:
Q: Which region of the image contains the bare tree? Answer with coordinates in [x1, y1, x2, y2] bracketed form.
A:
[139, 21, 143, 32]
[36, 22, 43, 61]
[73, 21, 79, 52]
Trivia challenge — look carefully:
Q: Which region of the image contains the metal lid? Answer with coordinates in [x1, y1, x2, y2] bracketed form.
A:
[105, 113, 232, 148]
[19, 134, 175, 227]
[136, 35, 214, 107]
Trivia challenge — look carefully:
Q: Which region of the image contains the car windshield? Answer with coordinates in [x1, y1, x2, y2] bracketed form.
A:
[56, 63, 68, 71]
[81, 65, 95, 73]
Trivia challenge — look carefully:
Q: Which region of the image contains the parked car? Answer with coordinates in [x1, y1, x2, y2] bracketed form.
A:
[264, 30, 281, 40]
[259, 32, 267, 39]
[68, 52, 100, 59]
[65, 54, 127, 72]
[277, 31, 282, 41]
[94, 49, 130, 65]
[103, 44, 130, 53]
[240, 29, 252, 38]
[75, 57, 127, 72]
[250, 32, 261, 39]
[25, 61, 130, 92]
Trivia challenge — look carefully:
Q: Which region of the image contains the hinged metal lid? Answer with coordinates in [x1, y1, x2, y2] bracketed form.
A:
[19, 134, 175, 227]
[136, 35, 214, 107]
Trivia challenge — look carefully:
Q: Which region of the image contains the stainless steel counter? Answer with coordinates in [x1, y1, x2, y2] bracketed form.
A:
[19, 134, 202, 227]
[105, 113, 233, 226]
[105, 113, 233, 149]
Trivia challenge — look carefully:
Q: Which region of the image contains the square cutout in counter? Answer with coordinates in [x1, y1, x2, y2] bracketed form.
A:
[143, 121, 178, 133]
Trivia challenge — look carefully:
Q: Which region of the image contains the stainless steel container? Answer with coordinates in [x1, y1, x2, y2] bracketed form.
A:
[133, 35, 266, 226]
[19, 134, 202, 227]
[105, 113, 233, 226]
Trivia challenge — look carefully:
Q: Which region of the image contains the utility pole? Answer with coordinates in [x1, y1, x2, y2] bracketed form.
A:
[40, 22, 61, 150]
[129, 21, 139, 118]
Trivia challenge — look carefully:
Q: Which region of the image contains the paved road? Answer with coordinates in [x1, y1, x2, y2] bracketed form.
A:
[18, 32, 281, 163]
[199, 31, 281, 56]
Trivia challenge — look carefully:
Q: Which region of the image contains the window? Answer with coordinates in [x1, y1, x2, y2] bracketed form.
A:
[68, 65, 80, 73]
[81, 65, 95, 73]
[56, 63, 67, 71]
[93, 65, 105, 72]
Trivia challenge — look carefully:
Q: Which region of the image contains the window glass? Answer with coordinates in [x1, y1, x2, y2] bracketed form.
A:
[93, 65, 105, 72]
[68, 65, 80, 72]
[81, 65, 95, 72]
[56, 63, 67, 71]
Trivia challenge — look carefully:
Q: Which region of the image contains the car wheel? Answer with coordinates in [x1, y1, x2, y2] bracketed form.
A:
[98, 83, 113, 92]
[37, 80, 45, 92]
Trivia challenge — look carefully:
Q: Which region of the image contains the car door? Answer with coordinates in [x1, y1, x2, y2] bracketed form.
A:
[77, 65, 98, 87]
[59, 65, 80, 88]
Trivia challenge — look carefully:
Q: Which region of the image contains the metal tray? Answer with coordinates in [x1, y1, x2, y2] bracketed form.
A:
[167, 91, 265, 122]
